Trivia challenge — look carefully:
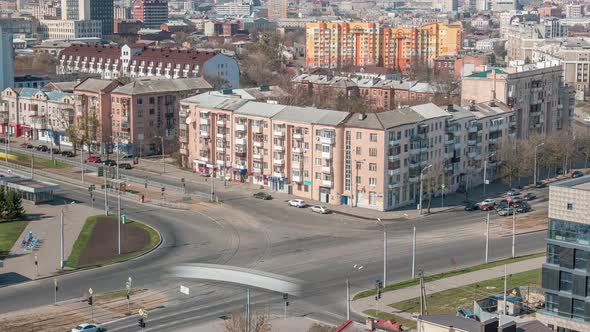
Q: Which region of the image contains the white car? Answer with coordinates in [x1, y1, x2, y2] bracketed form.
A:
[481, 199, 496, 205]
[584, 116, 590, 123]
[288, 199, 307, 208]
[506, 188, 520, 196]
[310, 205, 331, 214]
[71, 323, 106, 332]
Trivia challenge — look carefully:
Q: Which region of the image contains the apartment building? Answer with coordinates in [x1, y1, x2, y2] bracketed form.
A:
[305, 21, 463, 72]
[505, 19, 567, 62]
[38, 19, 102, 40]
[0, 87, 75, 145]
[461, 61, 572, 139]
[179, 93, 515, 211]
[132, 0, 168, 28]
[56, 44, 240, 88]
[109, 78, 212, 157]
[537, 176, 590, 332]
[0, 28, 13, 92]
[268, 0, 288, 20]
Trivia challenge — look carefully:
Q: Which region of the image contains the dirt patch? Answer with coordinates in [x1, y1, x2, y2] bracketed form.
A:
[77, 217, 149, 266]
[491, 210, 548, 237]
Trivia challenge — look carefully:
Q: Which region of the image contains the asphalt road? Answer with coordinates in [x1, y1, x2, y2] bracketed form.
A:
[0, 163, 548, 330]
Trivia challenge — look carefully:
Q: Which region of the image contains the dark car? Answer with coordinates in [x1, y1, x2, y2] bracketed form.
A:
[516, 202, 531, 213]
[0, 137, 5, 143]
[510, 198, 524, 208]
[464, 201, 480, 211]
[556, 168, 564, 175]
[103, 159, 117, 166]
[253, 192, 272, 200]
[61, 151, 75, 157]
[535, 181, 546, 188]
[48, 148, 60, 154]
[118, 163, 132, 169]
[495, 200, 509, 211]
[572, 171, 584, 178]
[36, 145, 48, 152]
[20, 142, 33, 149]
[524, 193, 537, 201]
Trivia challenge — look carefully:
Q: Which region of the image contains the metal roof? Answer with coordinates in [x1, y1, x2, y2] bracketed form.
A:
[112, 78, 212, 95]
[234, 101, 287, 117]
[274, 106, 349, 125]
[410, 103, 450, 119]
[181, 94, 248, 111]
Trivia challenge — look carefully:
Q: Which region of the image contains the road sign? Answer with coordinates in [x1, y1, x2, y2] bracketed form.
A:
[143, 311, 148, 318]
[88, 288, 93, 295]
[180, 285, 189, 295]
[121, 214, 127, 225]
[138, 309, 144, 316]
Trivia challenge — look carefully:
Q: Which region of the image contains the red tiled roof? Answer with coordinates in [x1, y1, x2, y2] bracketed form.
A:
[133, 47, 218, 67]
[59, 44, 122, 61]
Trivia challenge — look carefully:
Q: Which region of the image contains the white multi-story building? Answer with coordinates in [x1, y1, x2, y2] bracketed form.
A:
[38, 19, 102, 40]
[565, 4, 583, 18]
[475, 38, 506, 51]
[215, 3, 252, 17]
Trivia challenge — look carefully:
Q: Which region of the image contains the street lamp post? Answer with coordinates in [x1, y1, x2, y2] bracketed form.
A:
[376, 218, 387, 286]
[534, 142, 545, 185]
[483, 152, 495, 197]
[346, 264, 364, 320]
[419, 165, 433, 215]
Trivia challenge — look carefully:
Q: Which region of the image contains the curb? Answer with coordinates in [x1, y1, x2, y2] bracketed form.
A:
[0, 217, 164, 289]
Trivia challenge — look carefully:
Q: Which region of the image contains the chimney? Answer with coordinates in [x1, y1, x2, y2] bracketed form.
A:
[497, 321, 516, 332]
[366, 317, 375, 331]
[481, 318, 499, 332]
[447, 104, 454, 112]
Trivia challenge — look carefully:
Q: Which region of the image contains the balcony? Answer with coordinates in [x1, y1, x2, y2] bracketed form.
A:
[274, 172, 285, 178]
[216, 160, 225, 166]
[253, 154, 262, 160]
[235, 151, 246, 158]
[216, 146, 225, 152]
[468, 139, 476, 146]
[293, 133, 303, 140]
[445, 164, 453, 171]
[236, 138, 246, 145]
[179, 136, 188, 143]
[200, 130, 209, 138]
[293, 147, 303, 153]
[454, 142, 461, 150]
[216, 132, 225, 139]
[410, 160, 420, 168]
[216, 119, 226, 126]
[322, 166, 331, 173]
[388, 155, 400, 161]
[467, 151, 478, 158]
[444, 151, 454, 159]
[322, 180, 332, 186]
[292, 162, 302, 169]
[468, 126, 479, 133]
[489, 137, 501, 143]
[200, 118, 209, 125]
[388, 183, 400, 189]
[252, 126, 262, 134]
[292, 175, 302, 183]
[179, 148, 187, 155]
[274, 145, 284, 151]
[388, 168, 400, 176]
[489, 123, 503, 132]
[389, 138, 401, 145]
[199, 156, 209, 163]
[274, 130, 285, 137]
[409, 176, 420, 183]
[509, 131, 516, 137]
[322, 151, 331, 159]
[319, 136, 335, 145]
[253, 167, 262, 173]
[253, 141, 263, 148]
[274, 159, 285, 165]
[236, 123, 246, 131]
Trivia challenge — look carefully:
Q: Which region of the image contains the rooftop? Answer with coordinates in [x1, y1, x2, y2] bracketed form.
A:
[112, 78, 212, 95]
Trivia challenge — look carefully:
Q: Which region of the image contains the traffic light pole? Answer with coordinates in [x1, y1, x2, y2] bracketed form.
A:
[117, 189, 121, 256]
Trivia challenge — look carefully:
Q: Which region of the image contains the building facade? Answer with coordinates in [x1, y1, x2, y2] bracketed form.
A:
[179, 95, 514, 211]
[0, 28, 14, 92]
[132, 0, 168, 28]
[56, 44, 240, 88]
[38, 19, 102, 40]
[305, 21, 463, 72]
[538, 176, 590, 332]
[461, 61, 573, 139]
[268, 0, 288, 20]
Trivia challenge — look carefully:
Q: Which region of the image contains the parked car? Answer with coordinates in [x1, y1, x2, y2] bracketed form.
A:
[556, 167, 564, 175]
[464, 201, 480, 211]
[481, 199, 496, 205]
[20, 142, 33, 149]
[103, 159, 117, 166]
[71, 323, 106, 332]
[516, 202, 531, 213]
[506, 188, 520, 196]
[61, 151, 75, 157]
[310, 205, 331, 214]
[0, 137, 5, 143]
[288, 199, 307, 208]
[48, 148, 60, 154]
[535, 181, 546, 188]
[86, 156, 102, 163]
[253, 192, 272, 200]
[523, 193, 537, 201]
[584, 116, 590, 123]
[118, 163, 132, 169]
[510, 198, 524, 208]
[497, 208, 512, 216]
[572, 170, 584, 178]
[495, 200, 509, 211]
[36, 145, 48, 152]
[200, 173, 211, 177]
[480, 202, 495, 211]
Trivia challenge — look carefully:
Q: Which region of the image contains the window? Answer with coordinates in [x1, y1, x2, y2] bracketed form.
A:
[356, 147, 362, 155]
[315, 158, 322, 166]
[356, 176, 361, 184]
[573, 299, 585, 320]
[575, 249, 588, 270]
[137, 98, 143, 105]
[547, 244, 560, 265]
[370, 133, 377, 142]
[356, 132, 362, 140]
[567, 202, 573, 210]
[315, 172, 321, 180]
[369, 148, 377, 157]
[369, 163, 377, 171]
[560, 271, 573, 292]
[369, 178, 376, 186]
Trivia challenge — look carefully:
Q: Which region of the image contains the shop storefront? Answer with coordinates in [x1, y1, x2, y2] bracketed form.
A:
[270, 176, 288, 193]
[252, 173, 267, 186]
[233, 168, 248, 183]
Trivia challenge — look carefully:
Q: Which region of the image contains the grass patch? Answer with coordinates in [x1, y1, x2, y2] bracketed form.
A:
[66, 215, 160, 269]
[363, 310, 417, 329]
[353, 252, 544, 300]
[0, 219, 29, 260]
[390, 269, 541, 316]
[9, 151, 71, 169]
[66, 215, 99, 268]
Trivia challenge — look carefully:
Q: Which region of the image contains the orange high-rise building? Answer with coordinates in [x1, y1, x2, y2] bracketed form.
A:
[306, 21, 463, 72]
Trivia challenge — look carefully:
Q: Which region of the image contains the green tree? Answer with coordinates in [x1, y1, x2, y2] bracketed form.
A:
[0, 186, 6, 220]
[5, 190, 24, 219]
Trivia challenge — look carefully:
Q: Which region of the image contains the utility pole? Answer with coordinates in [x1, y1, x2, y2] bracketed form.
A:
[30, 151, 34, 179]
[501, 265, 507, 326]
[246, 288, 251, 332]
[117, 189, 121, 255]
[34, 254, 38, 278]
[54, 279, 58, 305]
[419, 164, 432, 215]
[483, 159, 487, 197]
[485, 212, 490, 264]
[383, 230, 387, 287]
[104, 167, 109, 216]
[80, 149, 84, 184]
[283, 293, 289, 320]
[512, 208, 516, 258]
[116, 141, 120, 179]
[346, 278, 350, 320]
[60, 208, 64, 271]
[418, 270, 427, 316]
[412, 226, 416, 279]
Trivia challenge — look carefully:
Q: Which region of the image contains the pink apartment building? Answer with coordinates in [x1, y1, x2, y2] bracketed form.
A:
[179, 93, 516, 211]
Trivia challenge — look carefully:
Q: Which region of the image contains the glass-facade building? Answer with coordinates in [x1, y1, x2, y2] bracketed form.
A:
[539, 176, 590, 332]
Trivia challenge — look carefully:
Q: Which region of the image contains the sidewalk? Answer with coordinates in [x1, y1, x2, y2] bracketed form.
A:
[351, 256, 545, 319]
[0, 202, 101, 286]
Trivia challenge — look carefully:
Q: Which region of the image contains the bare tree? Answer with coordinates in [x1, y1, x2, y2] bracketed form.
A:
[224, 310, 271, 332]
[576, 133, 590, 168]
[424, 163, 448, 214]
